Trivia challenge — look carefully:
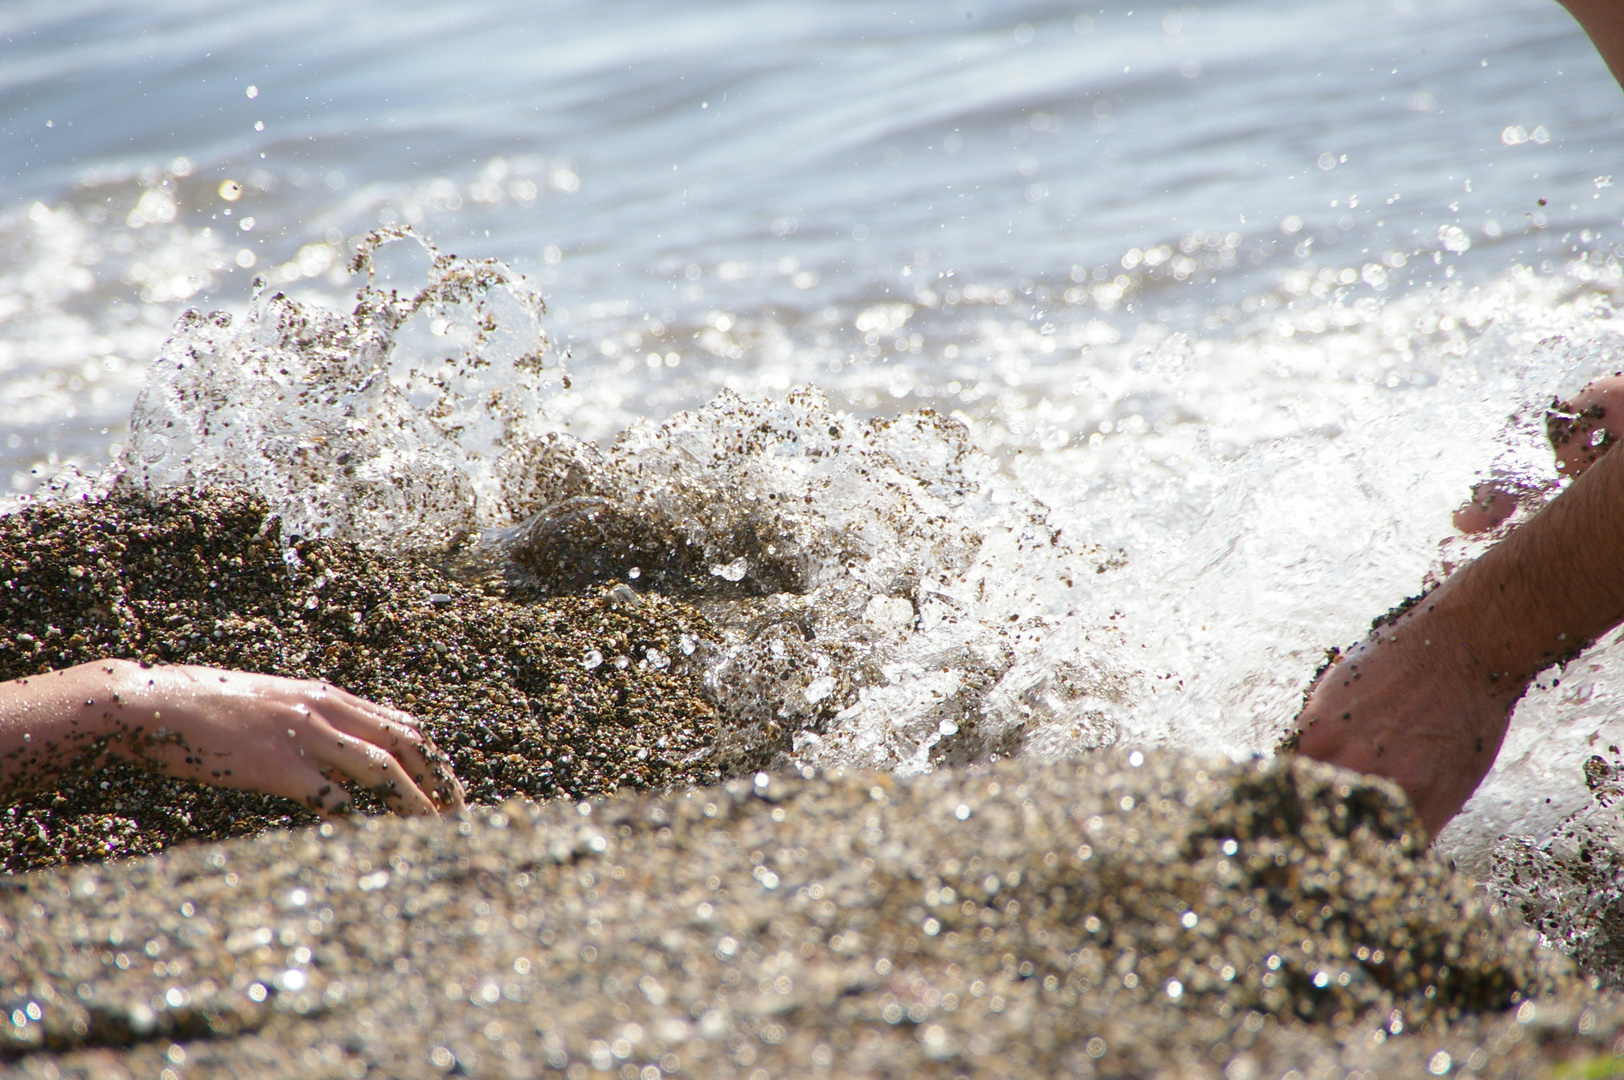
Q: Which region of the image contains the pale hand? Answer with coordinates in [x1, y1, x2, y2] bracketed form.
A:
[0, 659, 464, 816]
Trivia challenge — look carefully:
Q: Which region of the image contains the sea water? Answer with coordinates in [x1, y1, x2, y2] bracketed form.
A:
[2, 0, 1623, 875]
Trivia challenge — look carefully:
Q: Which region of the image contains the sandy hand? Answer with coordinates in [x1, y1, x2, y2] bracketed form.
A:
[102, 661, 464, 816]
[1545, 375, 1624, 477]
[1454, 374, 1624, 534]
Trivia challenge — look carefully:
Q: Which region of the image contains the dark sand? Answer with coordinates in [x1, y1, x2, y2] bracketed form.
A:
[0, 489, 721, 873]
[3, 489, 1622, 1078]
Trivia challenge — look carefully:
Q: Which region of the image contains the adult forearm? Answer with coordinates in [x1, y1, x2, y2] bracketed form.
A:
[1440, 436, 1624, 681]
[1294, 424, 1624, 836]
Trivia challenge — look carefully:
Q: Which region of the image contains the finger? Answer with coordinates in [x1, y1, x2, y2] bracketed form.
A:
[308, 724, 440, 816]
[1452, 483, 1517, 534]
[313, 691, 465, 811]
[248, 755, 354, 817]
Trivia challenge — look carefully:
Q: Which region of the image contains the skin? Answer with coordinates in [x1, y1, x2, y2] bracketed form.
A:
[0, 659, 464, 816]
[1296, 380, 1624, 836]
[1452, 377, 1624, 534]
[1293, 1, 1624, 839]
[1559, 0, 1624, 85]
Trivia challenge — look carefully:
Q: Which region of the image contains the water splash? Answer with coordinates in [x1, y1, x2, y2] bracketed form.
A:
[99, 227, 1624, 874]
[114, 228, 563, 553]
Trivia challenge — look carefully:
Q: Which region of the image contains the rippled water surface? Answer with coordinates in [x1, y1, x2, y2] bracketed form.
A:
[3, 0, 1623, 869]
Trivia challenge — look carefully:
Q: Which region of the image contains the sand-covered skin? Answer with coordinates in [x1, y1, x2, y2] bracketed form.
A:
[2, 752, 1619, 1079]
[0, 489, 721, 872]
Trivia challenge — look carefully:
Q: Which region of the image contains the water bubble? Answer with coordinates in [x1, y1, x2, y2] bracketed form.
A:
[1438, 224, 1472, 253]
[1165, 979, 1183, 1000]
[245, 85, 259, 99]
[582, 649, 604, 670]
[709, 557, 748, 582]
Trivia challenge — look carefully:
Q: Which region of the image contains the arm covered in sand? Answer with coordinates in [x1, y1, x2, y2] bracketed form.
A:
[0, 659, 463, 816]
[1295, 379, 1624, 836]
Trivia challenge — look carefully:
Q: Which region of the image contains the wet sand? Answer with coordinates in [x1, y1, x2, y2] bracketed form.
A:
[2, 489, 1622, 1078]
[0, 489, 721, 873]
[5, 752, 1622, 1078]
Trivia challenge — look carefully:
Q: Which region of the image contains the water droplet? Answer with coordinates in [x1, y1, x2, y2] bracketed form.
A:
[709, 557, 749, 582]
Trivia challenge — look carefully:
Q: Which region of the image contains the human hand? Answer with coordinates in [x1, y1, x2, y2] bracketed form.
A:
[1545, 374, 1624, 478]
[98, 661, 464, 816]
[1453, 374, 1624, 534]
